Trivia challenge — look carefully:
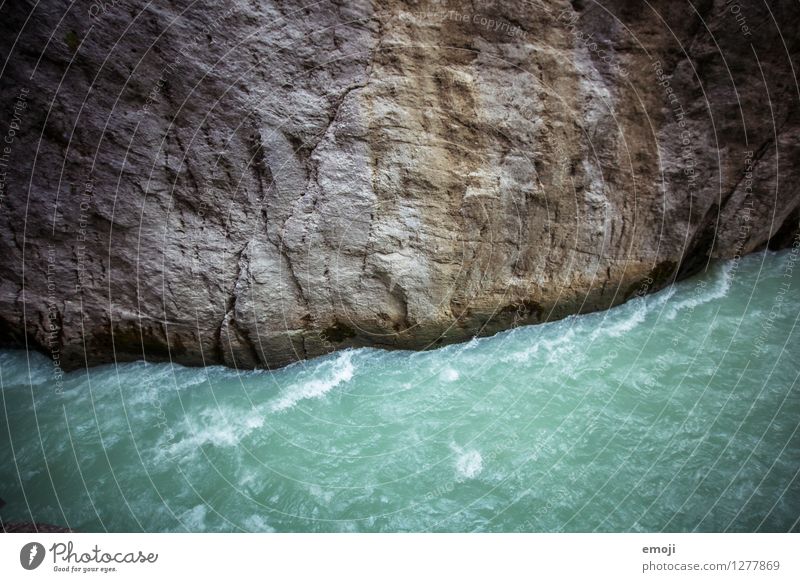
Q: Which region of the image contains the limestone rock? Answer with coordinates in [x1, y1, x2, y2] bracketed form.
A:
[0, 0, 797, 370]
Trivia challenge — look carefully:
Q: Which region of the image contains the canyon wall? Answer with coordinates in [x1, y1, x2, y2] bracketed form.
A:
[0, 0, 798, 370]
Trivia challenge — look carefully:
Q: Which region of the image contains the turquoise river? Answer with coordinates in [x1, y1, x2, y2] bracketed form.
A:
[1, 250, 798, 532]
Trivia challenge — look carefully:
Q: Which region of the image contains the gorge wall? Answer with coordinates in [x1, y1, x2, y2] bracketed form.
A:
[0, 0, 798, 371]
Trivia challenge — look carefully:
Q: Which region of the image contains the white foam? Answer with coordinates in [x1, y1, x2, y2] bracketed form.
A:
[452, 444, 483, 480]
[179, 504, 208, 531]
[0, 350, 51, 388]
[502, 341, 541, 364]
[503, 325, 576, 365]
[308, 484, 335, 504]
[243, 410, 264, 429]
[190, 423, 240, 448]
[440, 368, 460, 382]
[459, 337, 481, 352]
[589, 283, 680, 342]
[542, 329, 577, 363]
[456, 450, 483, 479]
[242, 514, 276, 532]
[158, 404, 270, 461]
[664, 262, 734, 320]
[271, 351, 355, 412]
[593, 298, 648, 339]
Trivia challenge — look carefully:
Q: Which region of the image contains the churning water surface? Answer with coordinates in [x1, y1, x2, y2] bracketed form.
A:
[1, 250, 798, 532]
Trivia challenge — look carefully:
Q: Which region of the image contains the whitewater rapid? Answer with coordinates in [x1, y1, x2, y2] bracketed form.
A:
[1, 251, 798, 532]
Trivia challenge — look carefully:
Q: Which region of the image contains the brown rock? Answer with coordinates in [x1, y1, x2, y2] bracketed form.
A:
[0, 0, 797, 370]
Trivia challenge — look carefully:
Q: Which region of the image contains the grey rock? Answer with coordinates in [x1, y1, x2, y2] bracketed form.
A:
[0, 0, 797, 370]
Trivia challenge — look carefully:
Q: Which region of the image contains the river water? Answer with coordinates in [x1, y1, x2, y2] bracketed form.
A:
[1, 250, 798, 531]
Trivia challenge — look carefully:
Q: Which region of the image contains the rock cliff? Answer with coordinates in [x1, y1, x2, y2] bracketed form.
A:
[0, 0, 798, 370]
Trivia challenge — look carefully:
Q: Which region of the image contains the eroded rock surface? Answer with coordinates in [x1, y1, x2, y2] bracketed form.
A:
[0, 0, 798, 370]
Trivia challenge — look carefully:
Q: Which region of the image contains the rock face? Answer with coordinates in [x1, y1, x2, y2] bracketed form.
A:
[0, 0, 798, 371]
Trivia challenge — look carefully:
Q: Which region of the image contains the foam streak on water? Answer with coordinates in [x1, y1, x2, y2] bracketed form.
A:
[1, 251, 798, 532]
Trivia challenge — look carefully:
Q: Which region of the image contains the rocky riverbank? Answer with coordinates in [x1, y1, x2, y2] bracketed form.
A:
[0, 0, 797, 370]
